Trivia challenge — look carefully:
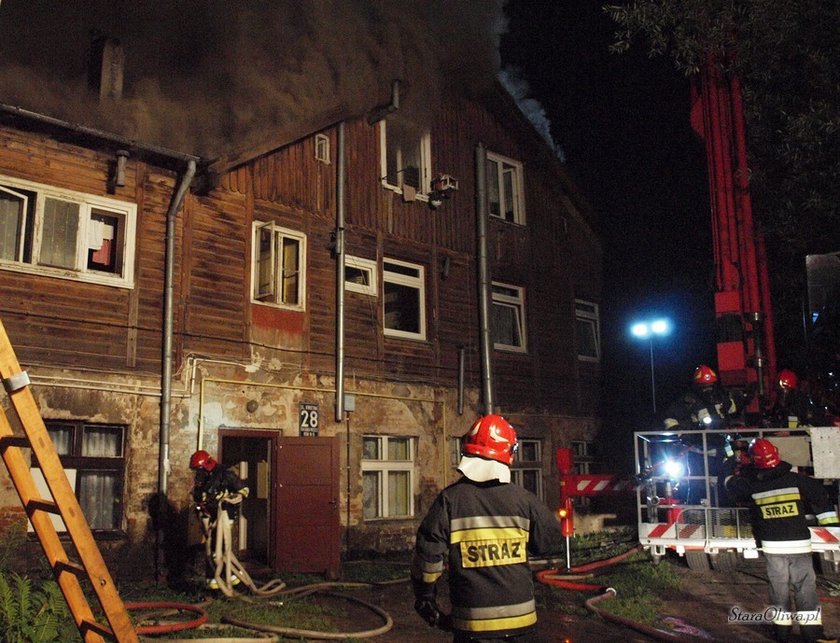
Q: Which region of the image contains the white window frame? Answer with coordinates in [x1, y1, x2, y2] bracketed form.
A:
[379, 120, 432, 198]
[251, 220, 306, 310]
[486, 151, 525, 225]
[492, 282, 527, 352]
[315, 133, 330, 164]
[575, 299, 601, 362]
[383, 258, 426, 340]
[0, 175, 136, 288]
[344, 255, 377, 296]
[512, 437, 543, 500]
[361, 435, 415, 520]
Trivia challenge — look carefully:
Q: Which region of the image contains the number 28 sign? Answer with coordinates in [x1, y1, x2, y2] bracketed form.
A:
[299, 402, 319, 436]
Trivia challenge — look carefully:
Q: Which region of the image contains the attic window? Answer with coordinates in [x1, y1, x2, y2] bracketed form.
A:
[315, 133, 330, 164]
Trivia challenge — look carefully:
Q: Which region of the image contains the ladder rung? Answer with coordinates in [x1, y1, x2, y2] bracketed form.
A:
[26, 498, 61, 516]
[27, 498, 60, 515]
[0, 435, 29, 449]
[79, 618, 115, 640]
[55, 559, 87, 578]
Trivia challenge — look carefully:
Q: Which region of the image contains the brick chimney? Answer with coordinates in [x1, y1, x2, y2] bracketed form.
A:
[87, 30, 124, 101]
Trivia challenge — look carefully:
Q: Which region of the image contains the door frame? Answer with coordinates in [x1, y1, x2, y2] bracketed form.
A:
[218, 429, 278, 566]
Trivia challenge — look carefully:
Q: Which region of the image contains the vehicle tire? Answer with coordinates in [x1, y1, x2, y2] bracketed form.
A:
[710, 551, 739, 572]
[814, 552, 840, 579]
[684, 550, 711, 571]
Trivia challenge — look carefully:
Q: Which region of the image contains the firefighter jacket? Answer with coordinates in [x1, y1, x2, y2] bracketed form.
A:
[192, 466, 249, 520]
[662, 385, 746, 431]
[411, 477, 562, 636]
[725, 461, 840, 554]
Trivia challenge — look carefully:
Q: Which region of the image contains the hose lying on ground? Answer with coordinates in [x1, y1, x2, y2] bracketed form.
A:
[536, 544, 696, 642]
[222, 583, 394, 640]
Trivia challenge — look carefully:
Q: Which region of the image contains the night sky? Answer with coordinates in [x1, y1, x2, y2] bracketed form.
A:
[501, 1, 719, 468]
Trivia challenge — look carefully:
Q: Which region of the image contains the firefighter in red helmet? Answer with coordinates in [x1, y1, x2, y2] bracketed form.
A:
[765, 369, 828, 429]
[190, 450, 249, 590]
[726, 438, 839, 642]
[662, 365, 747, 432]
[190, 449, 249, 519]
[411, 414, 563, 641]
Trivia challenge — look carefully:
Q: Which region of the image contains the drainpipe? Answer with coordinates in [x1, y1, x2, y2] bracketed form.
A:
[475, 143, 495, 414]
[335, 122, 346, 421]
[159, 160, 196, 497]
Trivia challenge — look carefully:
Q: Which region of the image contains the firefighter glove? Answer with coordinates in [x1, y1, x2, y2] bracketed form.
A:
[414, 599, 441, 627]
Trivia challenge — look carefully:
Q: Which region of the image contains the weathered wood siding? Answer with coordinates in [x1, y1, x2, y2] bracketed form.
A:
[179, 86, 602, 416]
[0, 126, 180, 374]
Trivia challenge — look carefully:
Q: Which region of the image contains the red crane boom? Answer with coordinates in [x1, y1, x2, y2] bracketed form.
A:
[689, 54, 776, 405]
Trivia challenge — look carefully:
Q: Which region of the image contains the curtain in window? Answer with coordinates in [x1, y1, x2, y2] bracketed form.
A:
[362, 471, 379, 519]
[388, 471, 409, 516]
[79, 428, 121, 529]
[40, 198, 79, 269]
[0, 193, 23, 261]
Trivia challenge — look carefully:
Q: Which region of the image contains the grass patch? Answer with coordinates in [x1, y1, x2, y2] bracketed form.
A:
[536, 531, 683, 630]
[341, 560, 410, 584]
[582, 551, 680, 626]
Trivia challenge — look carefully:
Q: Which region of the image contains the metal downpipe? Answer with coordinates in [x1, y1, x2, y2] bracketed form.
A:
[160, 159, 196, 497]
[474, 143, 494, 414]
[335, 122, 346, 422]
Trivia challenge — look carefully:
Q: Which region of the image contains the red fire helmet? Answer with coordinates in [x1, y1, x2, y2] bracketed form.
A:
[749, 438, 780, 469]
[189, 449, 217, 472]
[693, 365, 718, 385]
[778, 369, 799, 391]
[462, 414, 518, 466]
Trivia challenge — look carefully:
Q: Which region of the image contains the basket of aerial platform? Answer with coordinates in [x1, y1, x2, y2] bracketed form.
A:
[633, 427, 840, 573]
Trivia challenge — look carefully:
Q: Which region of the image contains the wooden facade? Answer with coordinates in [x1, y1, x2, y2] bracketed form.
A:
[0, 82, 601, 578]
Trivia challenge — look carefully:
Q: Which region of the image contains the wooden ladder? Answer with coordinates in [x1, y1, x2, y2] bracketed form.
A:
[0, 320, 137, 642]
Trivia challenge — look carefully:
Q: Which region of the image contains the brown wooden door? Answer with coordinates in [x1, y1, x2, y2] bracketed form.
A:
[274, 436, 341, 579]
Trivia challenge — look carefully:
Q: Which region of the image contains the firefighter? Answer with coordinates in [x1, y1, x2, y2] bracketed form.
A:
[189, 450, 249, 589]
[725, 438, 839, 643]
[662, 365, 749, 505]
[411, 414, 562, 642]
[764, 369, 822, 429]
[662, 364, 747, 432]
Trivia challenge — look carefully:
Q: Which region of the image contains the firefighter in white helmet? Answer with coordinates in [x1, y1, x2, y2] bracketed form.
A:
[726, 438, 839, 643]
[411, 414, 562, 642]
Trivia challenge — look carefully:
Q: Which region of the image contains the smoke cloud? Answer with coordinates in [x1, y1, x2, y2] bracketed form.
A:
[0, 1, 507, 158]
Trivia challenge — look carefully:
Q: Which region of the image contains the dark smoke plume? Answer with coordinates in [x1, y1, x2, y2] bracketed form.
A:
[0, 1, 507, 158]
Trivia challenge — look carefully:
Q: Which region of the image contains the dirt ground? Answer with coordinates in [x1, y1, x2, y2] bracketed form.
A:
[336, 556, 840, 643]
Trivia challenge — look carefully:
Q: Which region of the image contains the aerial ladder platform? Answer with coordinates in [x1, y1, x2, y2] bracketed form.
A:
[0, 319, 137, 642]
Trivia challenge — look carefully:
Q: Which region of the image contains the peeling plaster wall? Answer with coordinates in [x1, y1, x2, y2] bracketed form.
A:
[0, 361, 601, 573]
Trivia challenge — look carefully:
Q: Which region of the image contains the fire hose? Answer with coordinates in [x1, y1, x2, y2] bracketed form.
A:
[198, 493, 287, 598]
[155, 493, 395, 639]
[536, 545, 685, 642]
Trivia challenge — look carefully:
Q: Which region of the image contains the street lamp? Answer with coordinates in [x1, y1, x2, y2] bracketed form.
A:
[630, 318, 672, 414]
